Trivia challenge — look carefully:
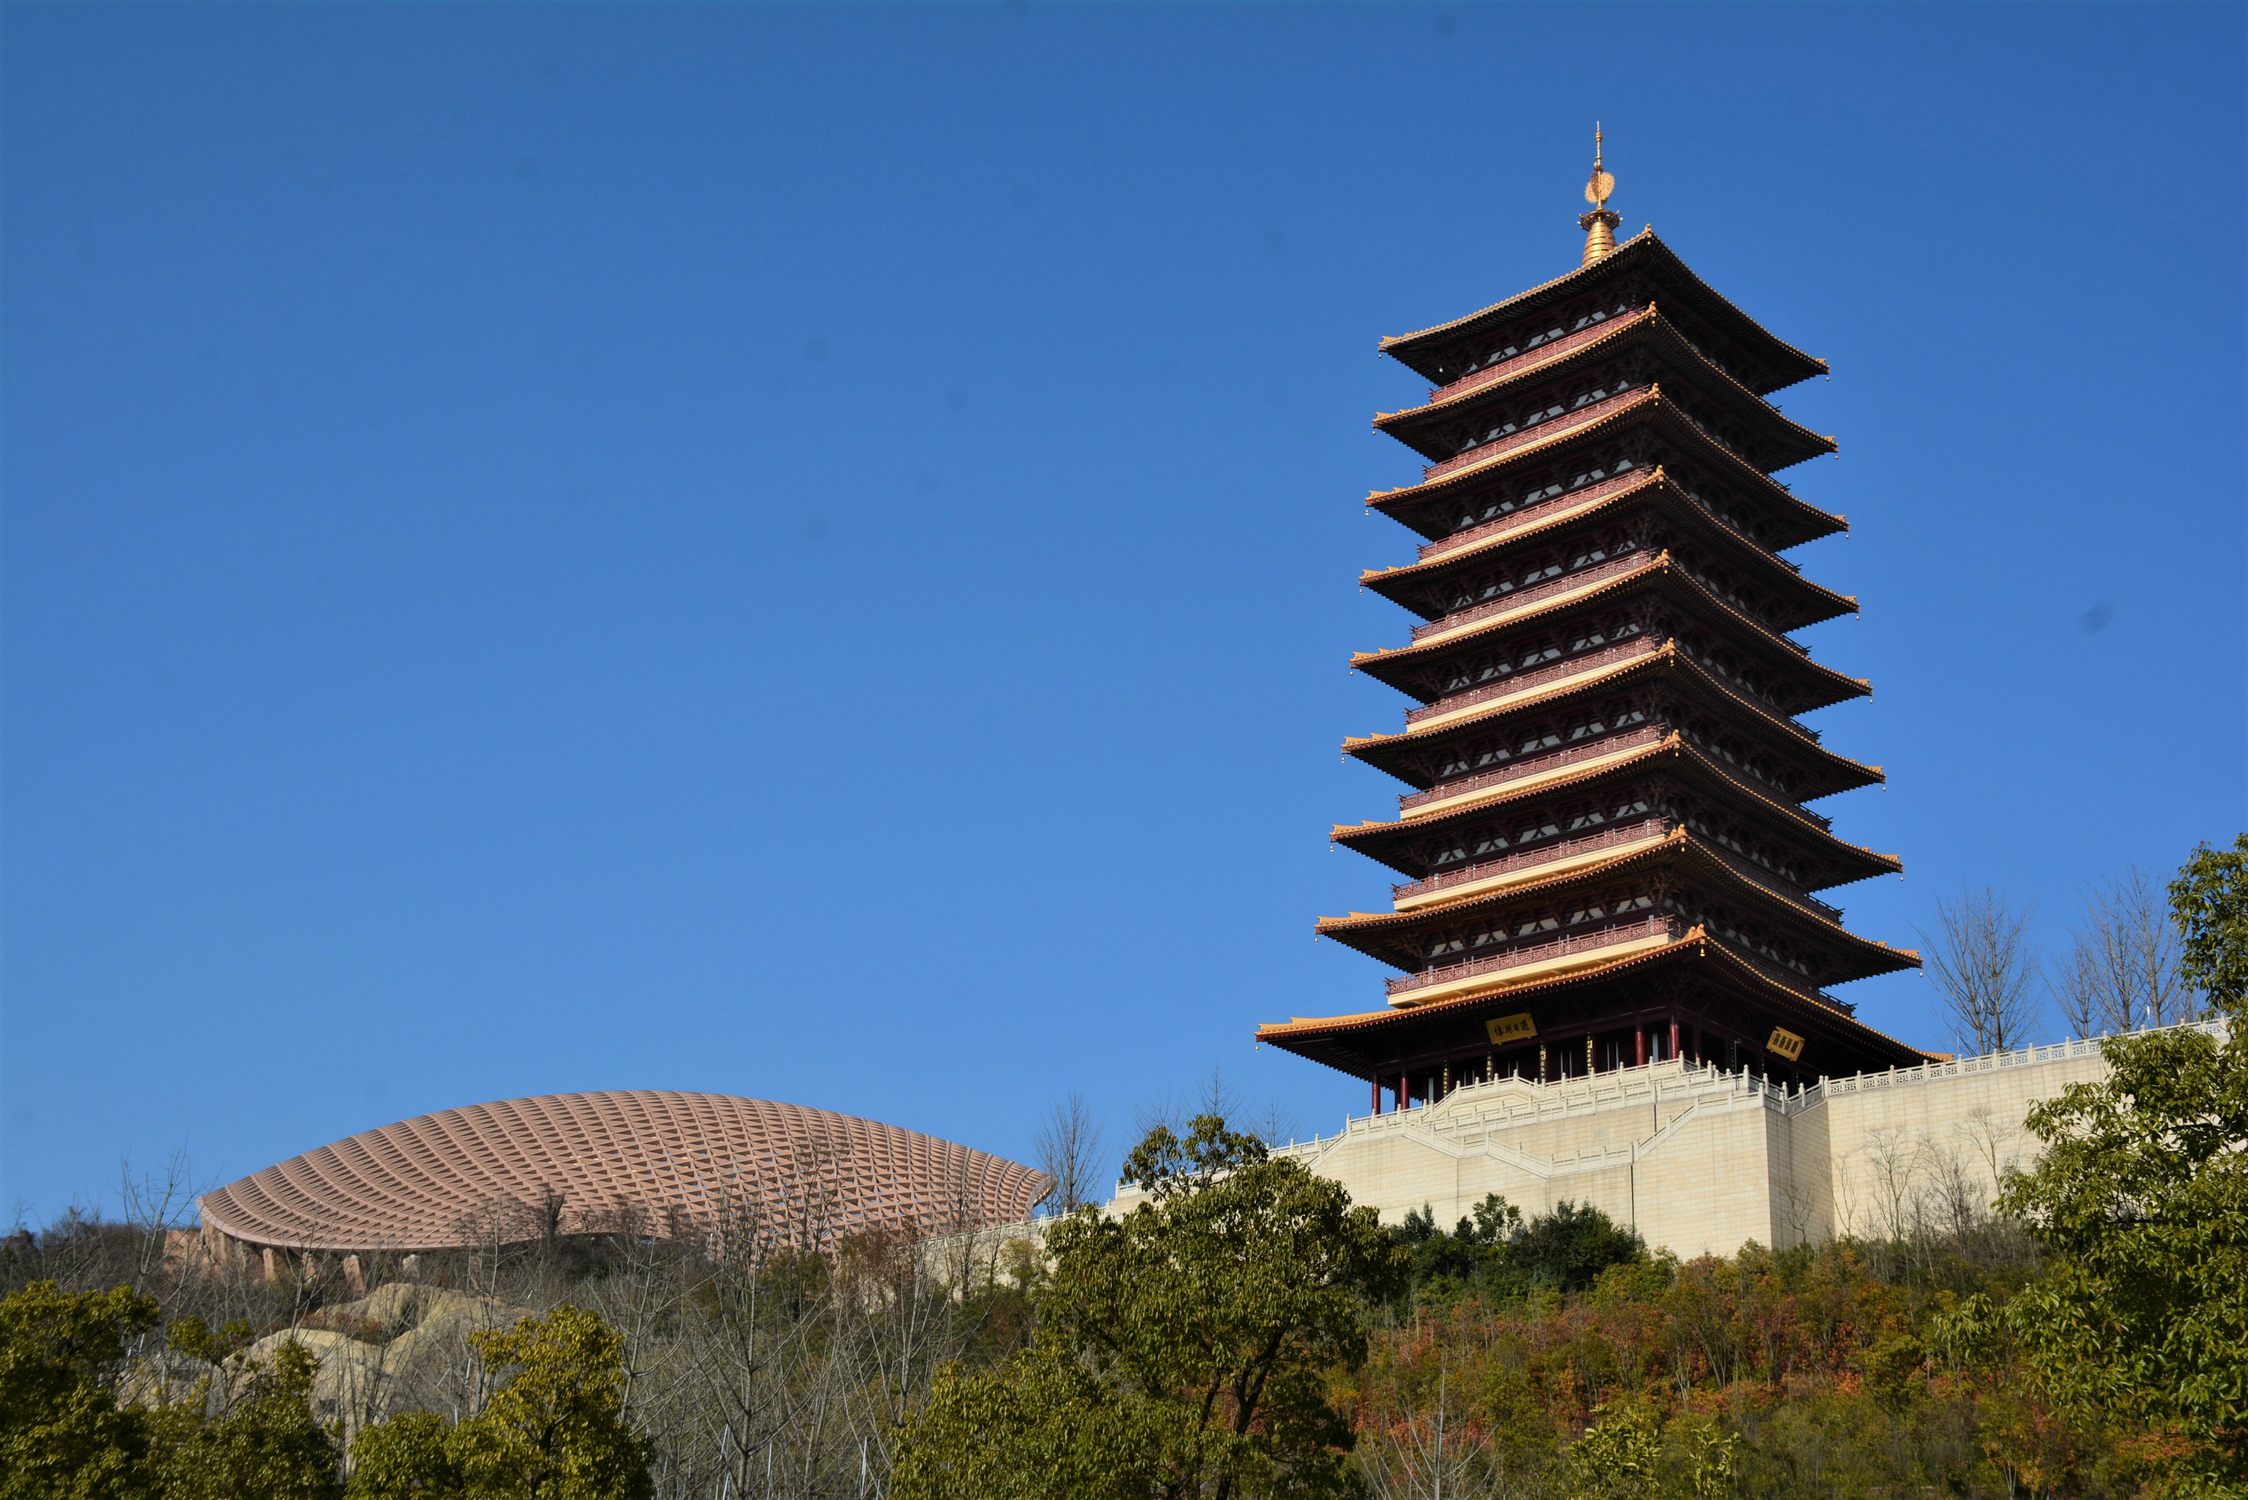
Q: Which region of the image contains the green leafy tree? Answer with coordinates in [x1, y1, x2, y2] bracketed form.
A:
[346, 1412, 463, 1499]
[1565, 1400, 1661, 1500]
[165, 1315, 254, 1372]
[2171, 834, 2248, 1014]
[1998, 834, 2248, 1496]
[1391, 1193, 1520, 1298]
[894, 1115, 1409, 1500]
[1507, 1201, 1646, 1294]
[151, 1340, 342, 1500]
[0, 1280, 159, 1500]
[1670, 1417, 1739, 1500]
[347, 1305, 651, 1500]
[1390, 1194, 1646, 1303]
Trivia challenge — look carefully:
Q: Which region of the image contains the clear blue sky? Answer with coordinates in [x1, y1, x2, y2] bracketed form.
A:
[4, 3, 2242, 1220]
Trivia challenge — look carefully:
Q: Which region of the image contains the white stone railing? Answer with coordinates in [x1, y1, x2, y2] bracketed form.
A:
[1791, 1019, 2223, 1112]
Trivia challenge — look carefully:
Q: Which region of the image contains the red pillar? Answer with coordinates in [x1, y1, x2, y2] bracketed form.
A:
[1635, 1028, 1647, 1067]
[1670, 1019, 1681, 1061]
[1371, 1074, 1382, 1116]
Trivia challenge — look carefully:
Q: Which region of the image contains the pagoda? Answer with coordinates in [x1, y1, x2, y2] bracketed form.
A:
[1259, 134, 1931, 1112]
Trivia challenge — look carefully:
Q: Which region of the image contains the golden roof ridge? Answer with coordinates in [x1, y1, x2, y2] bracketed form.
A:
[1377, 228, 1660, 350]
[1377, 304, 1658, 425]
[1258, 930, 1706, 1038]
[1330, 734, 1902, 880]
[1349, 550, 1673, 666]
[1316, 830, 1911, 966]
[1260, 936, 1934, 1059]
[1377, 231, 1827, 386]
[1342, 646, 1882, 789]
[1352, 552, 1863, 702]
[1362, 473, 1858, 627]
[1359, 469, 1665, 582]
[1381, 306, 1835, 466]
[1364, 395, 1844, 537]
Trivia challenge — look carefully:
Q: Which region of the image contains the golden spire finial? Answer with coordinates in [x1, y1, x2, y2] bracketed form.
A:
[1578, 122, 1621, 266]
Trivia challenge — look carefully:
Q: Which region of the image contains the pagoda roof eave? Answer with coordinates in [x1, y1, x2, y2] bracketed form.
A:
[1375, 308, 1837, 470]
[1364, 393, 1844, 543]
[1378, 231, 1828, 394]
[1339, 643, 1882, 796]
[1312, 830, 1922, 985]
[1360, 472, 1858, 628]
[1329, 734, 1903, 887]
[1256, 931, 1934, 1078]
[1349, 554, 1871, 711]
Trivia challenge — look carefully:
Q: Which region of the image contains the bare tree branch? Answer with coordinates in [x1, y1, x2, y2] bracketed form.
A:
[2050, 865, 2199, 1035]
[1917, 885, 2041, 1054]
[1031, 1093, 1107, 1215]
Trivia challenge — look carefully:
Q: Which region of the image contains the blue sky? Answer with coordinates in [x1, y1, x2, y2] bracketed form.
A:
[4, 3, 2242, 1220]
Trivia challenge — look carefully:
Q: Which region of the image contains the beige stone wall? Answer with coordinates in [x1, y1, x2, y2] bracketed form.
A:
[1245, 1024, 2219, 1259]
[1267, 1061, 1797, 1258]
[1807, 1045, 2115, 1243]
[968, 1025, 2216, 1271]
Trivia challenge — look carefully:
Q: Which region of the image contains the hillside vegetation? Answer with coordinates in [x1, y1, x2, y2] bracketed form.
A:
[4, 836, 2241, 1498]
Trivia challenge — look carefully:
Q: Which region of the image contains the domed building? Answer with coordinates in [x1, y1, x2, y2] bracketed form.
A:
[197, 1091, 1050, 1261]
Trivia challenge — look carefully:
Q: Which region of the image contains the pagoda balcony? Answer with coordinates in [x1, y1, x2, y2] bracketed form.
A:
[1408, 470, 1656, 566]
[1421, 309, 1641, 405]
[1384, 914, 1678, 1002]
[1402, 638, 1659, 727]
[1393, 726, 1667, 814]
[1388, 817, 1845, 923]
[1391, 817, 1671, 908]
[1411, 473, 1807, 575]
[1407, 553, 1651, 645]
[1420, 387, 1647, 482]
[1384, 726, 1843, 841]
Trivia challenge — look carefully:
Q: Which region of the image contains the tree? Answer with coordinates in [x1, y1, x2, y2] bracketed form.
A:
[1507, 1201, 1647, 1294]
[347, 1305, 652, 1500]
[1031, 1093, 1108, 1215]
[1918, 884, 2041, 1054]
[2170, 835, 2248, 1011]
[0, 1280, 159, 1500]
[1564, 1400, 1661, 1500]
[151, 1340, 342, 1500]
[346, 1412, 462, 1499]
[892, 1115, 1409, 1500]
[2051, 865, 2198, 1037]
[1389, 1195, 1645, 1304]
[1997, 836, 2248, 1496]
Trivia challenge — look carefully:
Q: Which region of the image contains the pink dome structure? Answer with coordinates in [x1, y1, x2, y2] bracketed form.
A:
[198, 1092, 1051, 1253]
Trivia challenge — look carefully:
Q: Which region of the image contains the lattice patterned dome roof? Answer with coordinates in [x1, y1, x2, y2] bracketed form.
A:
[198, 1091, 1052, 1252]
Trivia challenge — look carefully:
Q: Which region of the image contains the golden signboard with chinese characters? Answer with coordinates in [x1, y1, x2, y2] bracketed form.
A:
[1766, 1027, 1806, 1062]
[1485, 1012, 1538, 1046]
